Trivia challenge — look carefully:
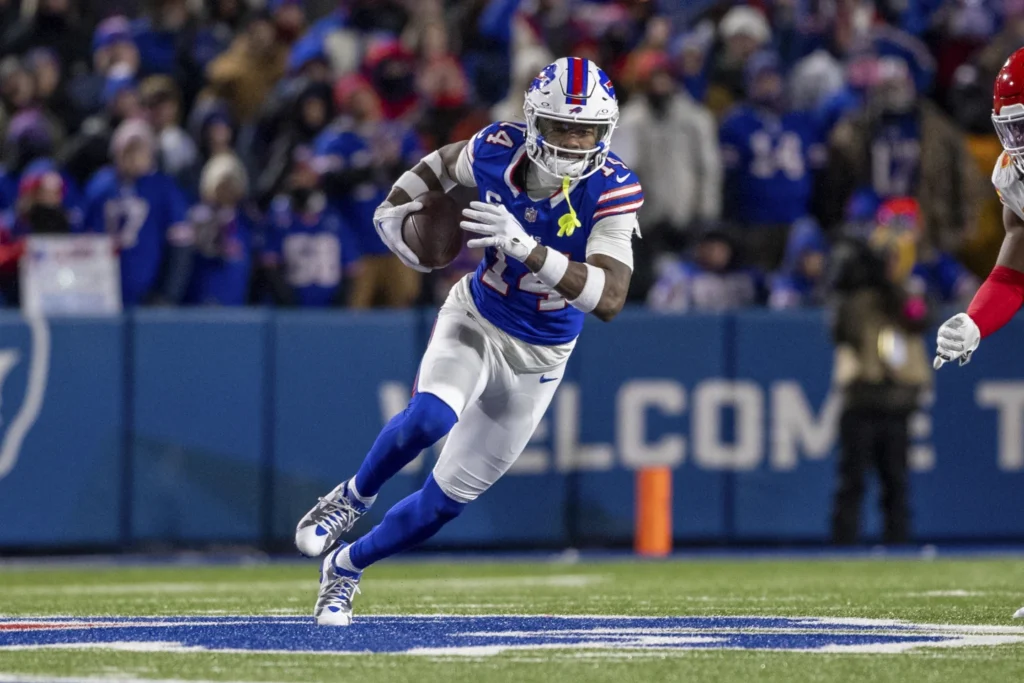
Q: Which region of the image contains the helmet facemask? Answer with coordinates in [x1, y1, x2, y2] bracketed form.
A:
[993, 104, 1024, 177]
[524, 105, 616, 181]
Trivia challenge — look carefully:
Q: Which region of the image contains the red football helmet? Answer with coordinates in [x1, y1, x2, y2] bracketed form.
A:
[993, 47, 1024, 174]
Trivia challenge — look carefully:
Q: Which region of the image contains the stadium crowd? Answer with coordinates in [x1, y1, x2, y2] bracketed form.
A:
[0, 0, 1020, 310]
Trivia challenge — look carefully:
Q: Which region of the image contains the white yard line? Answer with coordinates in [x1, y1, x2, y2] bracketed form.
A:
[0, 574, 607, 596]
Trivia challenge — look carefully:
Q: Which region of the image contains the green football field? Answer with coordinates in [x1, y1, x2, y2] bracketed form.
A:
[2, 554, 1024, 683]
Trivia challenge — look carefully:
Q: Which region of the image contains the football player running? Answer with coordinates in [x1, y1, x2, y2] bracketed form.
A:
[934, 47, 1024, 371]
[294, 57, 643, 625]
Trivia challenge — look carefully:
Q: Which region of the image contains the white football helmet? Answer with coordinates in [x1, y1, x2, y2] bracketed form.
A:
[523, 57, 619, 180]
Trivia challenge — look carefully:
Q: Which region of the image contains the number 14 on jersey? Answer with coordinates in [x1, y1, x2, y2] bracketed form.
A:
[481, 250, 567, 311]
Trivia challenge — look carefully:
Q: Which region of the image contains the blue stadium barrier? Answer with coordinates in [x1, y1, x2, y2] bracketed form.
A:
[4, 307, 1024, 549]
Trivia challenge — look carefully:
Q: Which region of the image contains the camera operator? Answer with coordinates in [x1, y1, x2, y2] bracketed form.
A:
[829, 223, 933, 545]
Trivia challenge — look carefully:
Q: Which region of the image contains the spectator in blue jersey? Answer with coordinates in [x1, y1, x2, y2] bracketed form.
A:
[648, 228, 763, 313]
[669, 22, 714, 103]
[823, 53, 986, 254]
[132, 0, 203, 103]
[314, 73, 423, 308]
[186, 153, 254, 306]
[720, 50, 826, 271]
[768, 217, 829, 309]
[257, 162, 361, 308]
[80, 119, 193, 306]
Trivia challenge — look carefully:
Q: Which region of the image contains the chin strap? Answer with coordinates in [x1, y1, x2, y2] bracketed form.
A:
[557, 175, 581, 237]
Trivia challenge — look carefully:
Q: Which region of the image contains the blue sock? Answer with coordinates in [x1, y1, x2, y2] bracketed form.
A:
[348, 474, 465, 569]
[354, 392, 457, 498]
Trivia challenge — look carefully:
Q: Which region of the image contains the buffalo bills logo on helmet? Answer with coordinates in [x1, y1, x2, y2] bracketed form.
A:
[569, 106, 584, 114]
[600, 75, 616, 100]
[529, 64, 558, 93]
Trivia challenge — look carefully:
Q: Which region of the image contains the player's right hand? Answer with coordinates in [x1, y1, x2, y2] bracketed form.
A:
[933, 312, 981, 369]
[373, 200, 431, 273]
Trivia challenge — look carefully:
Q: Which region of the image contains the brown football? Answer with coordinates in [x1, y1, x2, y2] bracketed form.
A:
[401, 190, 467, 269]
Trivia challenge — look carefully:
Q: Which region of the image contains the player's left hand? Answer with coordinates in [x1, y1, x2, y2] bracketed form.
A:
[460, 201, 537, 262]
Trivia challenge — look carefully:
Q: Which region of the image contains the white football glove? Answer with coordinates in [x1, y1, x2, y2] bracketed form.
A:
[373, 200, 430, 273]
[933, 312, 981, 369]
[993, 152, 1024, 223]
[460, 201, 537, 262]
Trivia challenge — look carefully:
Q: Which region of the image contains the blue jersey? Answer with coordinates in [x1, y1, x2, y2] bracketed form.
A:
[185, 204, 255, 306]
[869, 114, 921, 200]
[720, 106, 825, 226]
[314, 120, 422, 256]
[81, 168, 190, 306]
[261, 196, 361, 307]
[466, 122, 643, 345]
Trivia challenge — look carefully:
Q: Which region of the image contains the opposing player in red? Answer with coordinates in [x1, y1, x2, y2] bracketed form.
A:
[934, 47, 1024, 370]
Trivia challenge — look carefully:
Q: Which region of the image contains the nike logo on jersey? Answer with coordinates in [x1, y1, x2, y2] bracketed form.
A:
[616, 174, 629, 183]
[539, 375, 559, 384]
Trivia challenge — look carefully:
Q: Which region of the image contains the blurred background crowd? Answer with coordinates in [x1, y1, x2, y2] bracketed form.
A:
[0, 0, 1021, 312]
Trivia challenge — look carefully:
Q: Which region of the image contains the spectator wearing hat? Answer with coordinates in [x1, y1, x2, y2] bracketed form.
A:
[60, 63, 143, 188]
[707, 5, 772, 119]
[314, 73, 423, 308]
[80, 119, 193, 306]
[65, 16, 139, 124]
[206, 11, 288, 125]
[0, 166, 73, 305]
[720, 50, 826, 271]
[255, 80, 334, 209]
[140, 76, 198, 192]
[363, 39, 420, 123]
[616, 57, 721, 301]
[669, 21, 714, 103]
[186, 153, 256, 306]
[188, 98, 237, 169]
[647, 228, 763, 313]
[768, 217, 830, 309]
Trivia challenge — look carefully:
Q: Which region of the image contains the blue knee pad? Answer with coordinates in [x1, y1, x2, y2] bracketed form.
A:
[397, 392, 458, 451]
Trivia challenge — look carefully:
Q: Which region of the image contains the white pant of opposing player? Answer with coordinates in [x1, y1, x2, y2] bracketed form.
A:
[415, 276, 570, 503]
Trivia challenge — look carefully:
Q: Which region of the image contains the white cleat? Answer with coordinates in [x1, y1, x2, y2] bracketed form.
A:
[295, 481, 370, 557]
[314, 545, 362, 627]
[1014, 606, 1024, 619]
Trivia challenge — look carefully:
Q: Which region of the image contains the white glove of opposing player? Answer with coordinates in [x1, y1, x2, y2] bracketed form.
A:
[460, 201, 538, 262]
[993, 151, 1024, 223]
[934, 312, 981, 369]
[373, 200, 430, 273]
